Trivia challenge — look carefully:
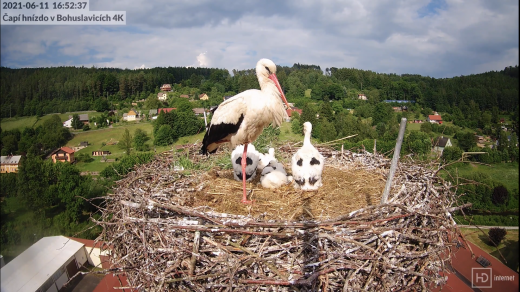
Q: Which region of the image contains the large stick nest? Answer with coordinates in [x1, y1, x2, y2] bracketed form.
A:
[94, 143, 467, 291]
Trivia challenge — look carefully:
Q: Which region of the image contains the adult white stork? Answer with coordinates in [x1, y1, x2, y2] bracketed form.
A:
[201, 58, 291, 204]
[291, 122, 325, 191]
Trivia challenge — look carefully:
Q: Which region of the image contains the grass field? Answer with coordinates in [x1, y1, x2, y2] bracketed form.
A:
[460, 228, 519, 272]
[1, 112, 103, 131]
[279, 121, 304, 143]
[442, 162, 519, 192]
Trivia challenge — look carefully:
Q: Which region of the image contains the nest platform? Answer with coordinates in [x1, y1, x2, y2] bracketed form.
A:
[95, 144, 466, 291]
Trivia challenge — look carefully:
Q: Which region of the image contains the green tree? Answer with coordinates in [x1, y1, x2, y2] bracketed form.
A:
[373, 103, 394, 125]
[118, 128, 133, 155]
[71, 114, 83, 130]
[154, 124, 173, 146]
[319, 100, 334, 122]
[134, 128, 150, 151]
[488, 228, 507, 246]
[291, 118, 303, 135]
[441, 146, 463, 162]
[455, 131, 476, 151]
[492, 185, 509, 206]
[404, 131, 431, 155]
[94, 98, 110, 112]
[299, 103, 317, 130]
[318, 118, 337, 142]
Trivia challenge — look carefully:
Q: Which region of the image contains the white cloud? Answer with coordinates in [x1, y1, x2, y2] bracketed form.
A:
[1, 0, 517, 78]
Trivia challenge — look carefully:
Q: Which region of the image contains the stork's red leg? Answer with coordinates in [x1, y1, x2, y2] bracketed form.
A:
[241, 143, 253, 204]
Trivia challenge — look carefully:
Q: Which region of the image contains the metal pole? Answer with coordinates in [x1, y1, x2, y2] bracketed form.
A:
[381, 117, 407, 204]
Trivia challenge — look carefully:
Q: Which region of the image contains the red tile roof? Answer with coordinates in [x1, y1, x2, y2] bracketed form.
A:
[286, 108, 302, 117]
[158, 108, 176, 114]
[428, 115, 442, 121]
[433, 234, 518, 291]
[93, 273, 135, 292]
[61, 146, 75, 154]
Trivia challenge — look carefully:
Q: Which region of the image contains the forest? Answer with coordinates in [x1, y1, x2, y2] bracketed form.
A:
[0, 62, 518, 262]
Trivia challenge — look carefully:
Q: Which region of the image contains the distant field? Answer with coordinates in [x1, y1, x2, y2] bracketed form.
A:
[1, 111, 102, 131]
[460, 228, 519, 272]
[442, 162, 519, 192]
[406, 123, 421, 131]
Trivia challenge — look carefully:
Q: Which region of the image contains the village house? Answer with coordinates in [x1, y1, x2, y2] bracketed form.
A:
[63, 117, 73, 128]
[199, 93, 209, 100]
[149, 108, 158, 117]
[285, 107, 303, 121]
[126, 110, 137, 121]
[192, 108, 207, 116]
[78, 114, 89, 125]
[180, 94, 190, 99]
[427, 114, 443, 124]
[51, 146, 75, 163]
[157, 92, 168, 101]
[358, 94, 367, 100]
[0, 235, 133, 292]
[433, 136, 452, 153]
[161, 84, 172, 92]
[0, 155, 22, 173]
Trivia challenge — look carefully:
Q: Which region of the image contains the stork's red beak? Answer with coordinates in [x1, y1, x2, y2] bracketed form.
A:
[268, 74, 291, 110]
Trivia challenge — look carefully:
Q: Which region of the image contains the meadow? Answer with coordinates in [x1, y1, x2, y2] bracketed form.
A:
[444, 162, 519, 193]
[0, 111, 103, 131]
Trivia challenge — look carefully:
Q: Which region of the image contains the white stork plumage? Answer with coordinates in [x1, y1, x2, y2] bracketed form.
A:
[260, 159, 292, 189]
[257, 148, 276, 171]
[231, 144, 259, 182]
[291, 122, 324, 191]
[201, 58, 291, 204]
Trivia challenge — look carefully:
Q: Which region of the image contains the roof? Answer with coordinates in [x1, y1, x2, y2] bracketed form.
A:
[157, 92, 167, 97]
[158, 108, 176, 114]
[128, 110, 137, 116]
[192, 108, 206, 114]
[0, 155, 22, 165]
[446, 235, 519, 291]
[149, 109, 158, 115]
[286, 108, 302, 117]
[0, 236, 85, 292]
[434, 136, 450, 147]
[429, 115, 442, 121]
[78, 114, 89, 121]
[180, 94, 190, 98]
[60, 146, 75, 154]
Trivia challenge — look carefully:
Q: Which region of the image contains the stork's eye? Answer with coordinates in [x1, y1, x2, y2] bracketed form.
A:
[265, 66, 271, 74]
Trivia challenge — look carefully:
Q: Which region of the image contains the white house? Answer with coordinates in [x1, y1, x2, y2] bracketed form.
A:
[63, 118, 73, 128]
[126, 110, 137, 121]
[157, 91, 168, 101]
[433, 136, 452, 153]
[0, 236, 88, 292]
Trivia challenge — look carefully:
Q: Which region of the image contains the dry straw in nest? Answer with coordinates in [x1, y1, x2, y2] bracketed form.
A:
[93, 143, 469, 291]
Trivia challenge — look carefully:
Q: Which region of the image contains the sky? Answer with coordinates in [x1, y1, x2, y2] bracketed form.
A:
[1, 0, 518, 78]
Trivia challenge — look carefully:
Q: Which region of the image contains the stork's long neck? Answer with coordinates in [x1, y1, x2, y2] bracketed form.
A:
[303, 128, 312, 147]
[259, 77, 281, 100]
